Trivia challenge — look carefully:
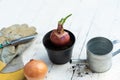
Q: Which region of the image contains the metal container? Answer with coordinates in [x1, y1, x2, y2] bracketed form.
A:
[87, 37, 113, 73]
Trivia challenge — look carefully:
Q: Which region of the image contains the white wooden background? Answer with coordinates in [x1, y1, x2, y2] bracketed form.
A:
[0, 0, 120, 80]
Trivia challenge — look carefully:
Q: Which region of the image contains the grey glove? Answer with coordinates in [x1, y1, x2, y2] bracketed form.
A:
[0, 24, 37, 64]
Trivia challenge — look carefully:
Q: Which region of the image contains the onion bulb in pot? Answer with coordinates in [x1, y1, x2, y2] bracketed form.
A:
[50, 14, 72, 46]
[23, 59, 48, 80]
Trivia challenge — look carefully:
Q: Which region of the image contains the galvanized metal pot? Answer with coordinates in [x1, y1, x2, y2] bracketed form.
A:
[87, 37, 113, 73]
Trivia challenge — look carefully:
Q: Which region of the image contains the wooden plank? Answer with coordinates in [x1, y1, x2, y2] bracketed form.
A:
[0, 0, 27, 27]
[42, 0, 99, 80]
[0, 0, 120, 80]
[73, 0, 120, 80]
[0, 0, 45, 27]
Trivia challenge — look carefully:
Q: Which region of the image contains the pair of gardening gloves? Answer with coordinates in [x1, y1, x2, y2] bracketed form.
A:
[0, 24, 37, 64]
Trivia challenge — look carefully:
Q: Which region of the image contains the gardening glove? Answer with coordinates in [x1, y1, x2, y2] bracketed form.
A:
[0, 24, 37, 64]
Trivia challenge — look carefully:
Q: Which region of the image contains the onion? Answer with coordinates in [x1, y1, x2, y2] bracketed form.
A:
[50, 14, 72, 46]
[23, 59, 48, 80]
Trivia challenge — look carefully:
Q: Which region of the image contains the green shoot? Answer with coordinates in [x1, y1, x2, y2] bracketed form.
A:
[58, 14, 72, 25]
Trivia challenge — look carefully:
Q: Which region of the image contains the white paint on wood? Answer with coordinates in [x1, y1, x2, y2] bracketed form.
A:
[0, 0, 120, 80]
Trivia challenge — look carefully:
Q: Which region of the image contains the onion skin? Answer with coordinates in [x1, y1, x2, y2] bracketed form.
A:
[50, 29, 70, 46]
[50, 14, 72, 46]
[24, 59, 48, 80]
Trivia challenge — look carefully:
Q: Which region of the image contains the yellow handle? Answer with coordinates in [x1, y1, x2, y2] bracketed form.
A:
[0, 61, 6, 70]
[0, 61, 25, 80]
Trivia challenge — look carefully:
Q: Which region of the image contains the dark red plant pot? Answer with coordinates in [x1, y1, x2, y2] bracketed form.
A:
[43, 30, 75, 64]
